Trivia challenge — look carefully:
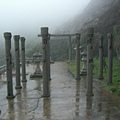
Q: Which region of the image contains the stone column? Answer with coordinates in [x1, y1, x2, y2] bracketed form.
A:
[41, 27, 50, 97]
[68, 36, 72, 62]
[86, 27, 94, 96]
[107, 33, 113, 84]
[4, 32, 15, 99]
[76, 33, 81, 80]
[98, 35, 104, 80]
[14, 35, 22, 89]
[48, 34, 51, 80]
[20, 37, 27, 82]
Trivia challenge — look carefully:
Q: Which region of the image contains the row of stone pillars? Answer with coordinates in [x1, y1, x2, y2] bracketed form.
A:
[4, 32, 27, 99]
[4, 27, 113, 98]
[86, 28, 114, 96]
[98, 33, 113, 84]
[39, 27, 97, 97]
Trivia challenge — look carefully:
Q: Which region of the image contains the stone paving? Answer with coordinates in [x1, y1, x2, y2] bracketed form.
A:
[0, 62, 120, 120]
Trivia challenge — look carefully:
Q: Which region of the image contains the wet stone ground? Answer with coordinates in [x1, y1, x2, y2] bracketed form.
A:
[0, 62, 120, 120]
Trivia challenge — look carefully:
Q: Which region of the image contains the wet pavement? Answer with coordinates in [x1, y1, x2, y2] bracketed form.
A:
[0, 62, 120, 120]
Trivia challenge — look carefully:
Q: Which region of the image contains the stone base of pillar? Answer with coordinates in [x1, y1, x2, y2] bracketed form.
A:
[80, 72, 87, 76]
[30, 72, 42, 78]
[22, 79, 27, 82]
[75, 77, 81, 80]
[42, 94, 50, 98]
[15, 86, 22, 89]
[80, 69, 87, 76]
[6, 95, 15, 99]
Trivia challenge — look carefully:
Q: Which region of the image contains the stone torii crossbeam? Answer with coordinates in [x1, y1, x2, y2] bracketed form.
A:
[38, 33, 75, 62]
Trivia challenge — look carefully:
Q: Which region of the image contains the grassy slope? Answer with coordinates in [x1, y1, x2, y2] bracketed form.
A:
[67, 58, 120, 96]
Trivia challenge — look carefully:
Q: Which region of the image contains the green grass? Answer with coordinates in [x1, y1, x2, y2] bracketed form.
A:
[67, 60, 83, 76]
[67, 57, 120, 96]
[67, 61, 76, 75]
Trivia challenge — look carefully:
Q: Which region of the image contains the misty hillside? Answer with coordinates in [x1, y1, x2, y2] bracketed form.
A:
[62, 0, 120, 34]
[56, 0, 120, 57]
[26, 0, 120, 60]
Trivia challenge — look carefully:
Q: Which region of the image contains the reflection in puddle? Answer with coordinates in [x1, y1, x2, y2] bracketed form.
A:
[16, 89, 23, 119]
[86, 96, 93, 117]
[8, 99, 15, 120]
[86, 96, 93, 109]
[15, 83, 28, 119]
[43, 98, 51, 119]
[75, 80, 80, 117]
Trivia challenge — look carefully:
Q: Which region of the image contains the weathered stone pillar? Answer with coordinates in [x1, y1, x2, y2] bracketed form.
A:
[86, 27, 94, 96]
[107, 33, 113, 84]
[14, 35, 22, 89]
[41, 27, 50, 97]
[48, 34, 51, 80]
[4, 32, 15, 99]
[76, 33, 81, 80]
[68, 36, 72, 62]
[98, 35, 104, 80]
[20, 37, 27, 82]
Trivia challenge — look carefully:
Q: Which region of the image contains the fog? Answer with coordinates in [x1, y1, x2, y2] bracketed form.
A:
[0, 0, 90, 37]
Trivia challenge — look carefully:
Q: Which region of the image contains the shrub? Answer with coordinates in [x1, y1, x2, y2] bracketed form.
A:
[117, 89, 120, 96]
[109, 86, 117, 92]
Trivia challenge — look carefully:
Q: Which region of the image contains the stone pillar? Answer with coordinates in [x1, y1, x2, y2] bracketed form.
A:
[68, 36, 72, 62]
[76, 33, 81, 80]
[20, 37, 27, 82]
[4, 32, 15, 99]
[86, 27, 94, 96]
[14, 35, 22, 89]
[48, 34, 51, 80]
[107, 33, 113, 84]
[98, 35, 104, 80]
[41, 27, 50, 97]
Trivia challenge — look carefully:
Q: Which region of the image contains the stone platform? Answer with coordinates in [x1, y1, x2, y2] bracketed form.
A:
[0, 62, 120, 120]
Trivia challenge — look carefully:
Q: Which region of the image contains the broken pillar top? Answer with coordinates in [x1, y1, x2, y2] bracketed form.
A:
[4, 32, 12, 39]
[107, 33, 113, 46]
[76, 33, 81, 40]
[14, 35, 20, 40]
[41, 27, 48, 36]
[20, 37, 25, 41]
[99, 35, 103, 46]
[107, 33, 113, 39]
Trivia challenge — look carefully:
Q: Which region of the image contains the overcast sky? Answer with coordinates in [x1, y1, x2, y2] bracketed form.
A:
[0, 0, 90, 37]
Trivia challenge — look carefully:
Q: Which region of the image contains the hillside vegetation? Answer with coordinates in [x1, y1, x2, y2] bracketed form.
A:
[61, 0, 120, 57]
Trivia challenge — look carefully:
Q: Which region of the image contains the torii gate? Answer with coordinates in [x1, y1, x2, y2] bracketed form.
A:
[38, 33, 75, 62]
[38, 27, 81, 97]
